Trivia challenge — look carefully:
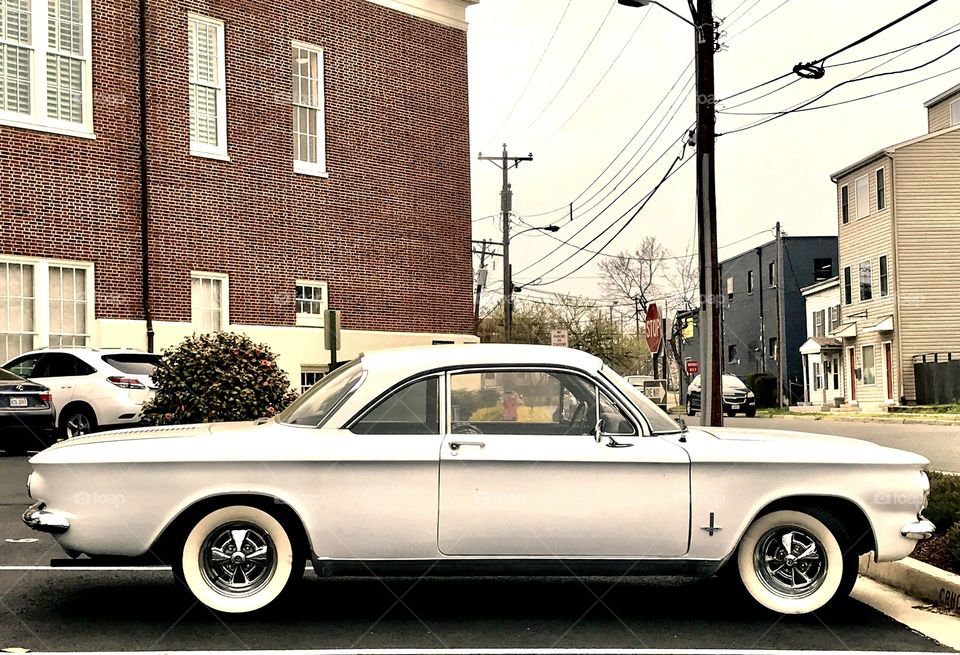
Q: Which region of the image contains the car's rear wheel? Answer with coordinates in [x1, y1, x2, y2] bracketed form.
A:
[180, 505, 298, 613]
[737, 509, 857, 614]
[60, 406, 96, 439]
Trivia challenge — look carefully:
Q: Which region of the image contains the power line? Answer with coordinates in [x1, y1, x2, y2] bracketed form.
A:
[725, 0, 793, 43]
[480, 0, 574, 149]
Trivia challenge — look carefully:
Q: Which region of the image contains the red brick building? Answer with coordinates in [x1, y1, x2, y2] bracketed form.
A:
[1, 0, 478, 388]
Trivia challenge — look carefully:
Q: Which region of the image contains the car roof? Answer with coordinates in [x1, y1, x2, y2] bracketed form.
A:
[360, 343, 603, 377]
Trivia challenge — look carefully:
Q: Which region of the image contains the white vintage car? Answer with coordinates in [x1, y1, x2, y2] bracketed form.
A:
[23, 344, 934, 615]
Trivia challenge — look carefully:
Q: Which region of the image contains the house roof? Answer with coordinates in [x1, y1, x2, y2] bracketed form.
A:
[829, 124, 960, 182]
[923, 82, 960, 108]
[800, 275, 839, 297]
[800, 336, 843, 354]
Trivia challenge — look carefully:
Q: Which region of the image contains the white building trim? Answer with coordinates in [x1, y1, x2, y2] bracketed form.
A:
[362, 0, 478, 30]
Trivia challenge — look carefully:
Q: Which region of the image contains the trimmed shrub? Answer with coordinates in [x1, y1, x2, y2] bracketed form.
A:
[143, 332, 297, 425]
[745, 373, 778, 408]
[946, 522, 960, 564]
[925, 471, 960, 530]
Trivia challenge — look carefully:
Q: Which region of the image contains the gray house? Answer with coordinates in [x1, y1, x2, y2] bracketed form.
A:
[680, 236, 838, 404]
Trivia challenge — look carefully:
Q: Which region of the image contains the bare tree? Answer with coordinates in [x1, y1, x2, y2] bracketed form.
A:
[668, 242, 698, 312]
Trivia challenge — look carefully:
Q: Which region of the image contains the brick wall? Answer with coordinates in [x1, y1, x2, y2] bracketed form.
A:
[0, 0, 475, 335]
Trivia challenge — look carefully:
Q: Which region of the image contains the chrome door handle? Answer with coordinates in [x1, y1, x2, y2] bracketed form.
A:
[449, 440, 485, 451]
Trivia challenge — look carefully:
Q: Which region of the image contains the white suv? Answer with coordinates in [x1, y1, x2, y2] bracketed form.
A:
[3, 348, 160, 438]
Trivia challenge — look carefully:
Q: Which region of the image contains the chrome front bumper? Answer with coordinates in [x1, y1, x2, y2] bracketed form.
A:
[901, 515, 936, 540]
[22, 502, 70, 535]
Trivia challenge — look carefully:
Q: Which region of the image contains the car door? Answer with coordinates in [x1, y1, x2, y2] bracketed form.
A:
[438, 368, 690, 558]
[6, 354, 75, 419]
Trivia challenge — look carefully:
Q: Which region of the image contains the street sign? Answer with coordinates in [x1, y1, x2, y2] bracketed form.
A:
[685, 359, 699, 375]
[324, 309, 341, 352]
[645, 303, 662, 353]
[550, 329, 568, 348]
[642, 379, 668, 409]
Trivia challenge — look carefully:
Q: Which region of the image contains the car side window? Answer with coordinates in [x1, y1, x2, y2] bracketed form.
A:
[351, 377, 439, 435]
[6, 355, 41, 378]
[42, 353, 95, 377]
[449, 369, 633, 437]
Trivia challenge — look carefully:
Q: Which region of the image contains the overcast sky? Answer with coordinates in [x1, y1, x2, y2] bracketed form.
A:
[465, 0, 960, 307]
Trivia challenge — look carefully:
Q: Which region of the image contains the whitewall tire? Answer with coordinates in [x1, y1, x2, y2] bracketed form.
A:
[737, 509, 855, 614]
[181, 505, 296, 613]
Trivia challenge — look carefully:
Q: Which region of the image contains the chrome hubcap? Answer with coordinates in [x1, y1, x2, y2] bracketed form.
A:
[66, 414, 91, 437]
[754, 526, 827, 598]
[200, 522, 276, 597]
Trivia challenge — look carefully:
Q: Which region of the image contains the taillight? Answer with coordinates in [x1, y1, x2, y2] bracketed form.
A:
[39, 393, 52, 403]
[107, 376, 146, 390]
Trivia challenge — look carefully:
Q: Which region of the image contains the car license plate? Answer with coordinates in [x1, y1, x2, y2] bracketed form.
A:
[9, 397, 28, 408]
[729, 404, 740, 410]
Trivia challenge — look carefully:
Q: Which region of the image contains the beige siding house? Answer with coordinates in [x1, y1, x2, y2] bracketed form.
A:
[829, 82, 960, 407]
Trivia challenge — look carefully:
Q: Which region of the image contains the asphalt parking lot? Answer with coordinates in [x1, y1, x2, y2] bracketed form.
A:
[0, 455, 955, 652]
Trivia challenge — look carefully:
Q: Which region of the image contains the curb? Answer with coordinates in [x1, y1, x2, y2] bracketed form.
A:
[757, 413, 960, 426]
[859, 554, 960, 611]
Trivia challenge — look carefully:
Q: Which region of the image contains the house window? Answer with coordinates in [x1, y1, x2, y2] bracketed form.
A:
[829, 304, 841, 332]
[813, 362, 821, 391]
[813, 310, 825, 338]
[768, 261, 776, 288]
[728, 344, 737, 363]
[876, 168, 885, 211]
[747, 270, 754, 294]
[725, 276, 734, 298]
[299, 366, 327, 394]
[0, 0, 92, 136]
[48, 265, 88, 347]
[858, 261, 872, 302]
[861, 345, 876, 385]
[879, 255, 889, 297]
[0, 257, 93, 362]
[840, 185, 849, 224]
[843, 266, 852, 305]
[855, 175, 869, 219]
[294, 280, 327, 326]
[291, 42, 326, 176]
[832, 356, 840, 389]
[951, 98, 960, 127]
[188, 14, 227, 159]
[768, 337, 777, 358]
[813, 258, 833, 282]
[191, 272, 228, 333]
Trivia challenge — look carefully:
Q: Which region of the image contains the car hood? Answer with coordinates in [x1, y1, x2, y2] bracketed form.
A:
[687, 426, 929, 466]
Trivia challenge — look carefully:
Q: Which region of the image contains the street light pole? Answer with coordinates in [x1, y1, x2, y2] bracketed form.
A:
[618, 0, 722, 426]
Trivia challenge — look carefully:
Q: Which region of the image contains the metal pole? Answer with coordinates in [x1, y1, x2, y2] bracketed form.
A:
[695, 0, 723, 427]
[501, 146, 512, 342]
[775, 220, 787, 406]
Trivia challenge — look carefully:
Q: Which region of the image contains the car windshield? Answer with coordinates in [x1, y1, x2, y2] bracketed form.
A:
[277, 359, 364, 427]
[0, 368, 23, 381]
[102, 353, 162, 375]
[602, 366, 684, 434]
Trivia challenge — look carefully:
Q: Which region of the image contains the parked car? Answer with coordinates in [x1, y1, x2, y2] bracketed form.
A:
[624, 374, 653, 388]
[23, 344, 933, 615]
[4, 349, 160, 438]
[687, 373, 757, 417]
[0, 367, 55, 454]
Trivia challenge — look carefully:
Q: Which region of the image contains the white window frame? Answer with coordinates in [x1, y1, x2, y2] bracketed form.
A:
[861, 344, 876, 386]
[951, 97, 960, 127]
[858, 259, 873, 302]
[188, 13, 229, 161]
[294, 279, 328, 327]
[190, 270, 229, 333]
[855, 175, 869, 219]
[0, 0, 94, 138]
[299, 365, 328, 394]
[0, 255, 94, 357]
[725, 276, 733, 298]
[291, 40, 327, 177]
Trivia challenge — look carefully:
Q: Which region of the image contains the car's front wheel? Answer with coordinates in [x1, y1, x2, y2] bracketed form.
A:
[179, 505, 299, 613]
[736, 509, 857, 614]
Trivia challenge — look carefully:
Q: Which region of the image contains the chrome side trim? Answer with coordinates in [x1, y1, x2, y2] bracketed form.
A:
[901, 515, 936, 540]
[22, 502, 70, 535]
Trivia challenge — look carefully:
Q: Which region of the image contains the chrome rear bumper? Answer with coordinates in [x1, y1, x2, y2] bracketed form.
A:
[22, 502, 70, 534]
[901, 515, 936, 540]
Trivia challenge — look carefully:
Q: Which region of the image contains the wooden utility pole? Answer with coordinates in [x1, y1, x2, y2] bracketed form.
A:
[478, 144, 532, 343]
[775, 220, 787, 407]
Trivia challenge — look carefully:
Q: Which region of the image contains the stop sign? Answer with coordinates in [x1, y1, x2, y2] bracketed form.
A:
[645, 303, 662, 354]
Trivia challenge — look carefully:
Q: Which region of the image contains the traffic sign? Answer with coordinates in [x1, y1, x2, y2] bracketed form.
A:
[642, 379, 668, 408]
[645, 303, 662, 353]
[685, 359, 699, 375]
[550, 329, 568, 348]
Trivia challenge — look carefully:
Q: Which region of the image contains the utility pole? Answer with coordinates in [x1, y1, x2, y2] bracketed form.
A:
[694, 0, 723, 427]
[473, 239, 493, 327]
[756, 245, 765, 374]
[478, 144, 532, 343]
[775, 221, 787, 407]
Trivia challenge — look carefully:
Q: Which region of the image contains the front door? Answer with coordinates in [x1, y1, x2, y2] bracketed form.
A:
[438, 368, 690, 558]
[884, 342, 893, 401]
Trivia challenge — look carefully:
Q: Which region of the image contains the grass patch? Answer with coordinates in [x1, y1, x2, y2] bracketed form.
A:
[890, 404, 960, 415]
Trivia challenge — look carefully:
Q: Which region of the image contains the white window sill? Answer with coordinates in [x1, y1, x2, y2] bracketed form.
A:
[0, 116, 95, 140]
[294, 162, 329, 178]
[295, 314, 326, 328]
[190, 148, 232, 162]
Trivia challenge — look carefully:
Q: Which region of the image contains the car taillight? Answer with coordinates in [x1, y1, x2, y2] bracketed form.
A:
[107, 376, 146, 390]
[39, 393, 52, 403]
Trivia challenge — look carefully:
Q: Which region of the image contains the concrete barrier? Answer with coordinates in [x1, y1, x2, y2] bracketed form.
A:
[859, 554, 960, 610]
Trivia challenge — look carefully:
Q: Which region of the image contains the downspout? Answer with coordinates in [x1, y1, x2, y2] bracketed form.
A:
[138, 0, 154, 352]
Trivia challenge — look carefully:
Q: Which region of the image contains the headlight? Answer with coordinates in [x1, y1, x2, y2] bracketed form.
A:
[747, 391, 755, 398]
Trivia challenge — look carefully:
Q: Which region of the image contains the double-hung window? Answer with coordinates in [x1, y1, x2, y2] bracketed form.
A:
[291, 42, 326, 176]
[1, 0, 92, 136]
[840, 185, 849, 224]
[855, 175, 869, 219]
[879, 255, 889, 297]
[191, 271, 228, 333]
[813, 310, 825, 338]
[843, 266, 852, 305]
[48, 264, 88, 347]
[188, 14, 227, 159]
[294, 280, 327, 326]
[876, 168, 885, 211]
[859, 261, 873, 302]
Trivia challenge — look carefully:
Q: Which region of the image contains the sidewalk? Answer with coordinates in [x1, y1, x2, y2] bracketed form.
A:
[755, 409, 960, 426]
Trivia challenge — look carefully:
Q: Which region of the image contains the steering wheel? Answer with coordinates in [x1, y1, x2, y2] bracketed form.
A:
[564, 401, 590, 435]
[452, 422, 483, 435]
